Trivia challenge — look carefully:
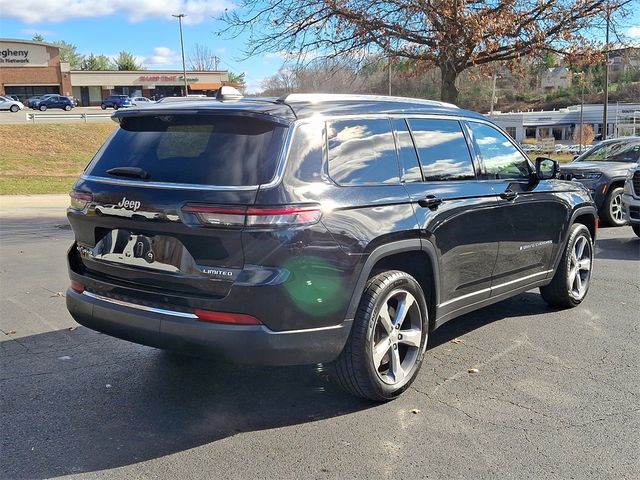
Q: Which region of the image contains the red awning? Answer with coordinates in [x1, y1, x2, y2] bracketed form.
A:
[189, 82, 221, 91]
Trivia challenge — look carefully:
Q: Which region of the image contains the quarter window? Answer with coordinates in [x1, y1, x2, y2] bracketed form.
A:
[407, 119, 475, 181]
[468, 122, 531, 180]
[327, 119, 400, 185]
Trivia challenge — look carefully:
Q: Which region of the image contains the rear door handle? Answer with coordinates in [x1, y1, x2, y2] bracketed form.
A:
[418, 195, 443, 209]
[499, 190, 518, 201]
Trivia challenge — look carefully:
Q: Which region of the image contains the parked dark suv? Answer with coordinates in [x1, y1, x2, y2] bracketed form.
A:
[559, 137, 640, 226]
[101, 95, 132, 110]
[66, 93, 597, 401]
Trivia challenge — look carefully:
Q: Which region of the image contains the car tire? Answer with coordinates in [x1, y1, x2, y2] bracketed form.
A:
[64, 105, 71, 111]
[540, 223, 593, 308]
[10, 105, 19, 112]
[632, 224, 640, 238]
[600, 186, 626, 227]
[101, 104, 107, 110]
[332, 270, 429, 402]
[113, 105, 119, 110]
[39, 105, 47, 111]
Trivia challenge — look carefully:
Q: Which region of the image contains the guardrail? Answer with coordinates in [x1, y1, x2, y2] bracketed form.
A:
[26, 112, 113, 124]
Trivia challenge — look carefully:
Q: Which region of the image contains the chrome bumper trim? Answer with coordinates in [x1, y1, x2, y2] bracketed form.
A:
[82, 291, 198, 318]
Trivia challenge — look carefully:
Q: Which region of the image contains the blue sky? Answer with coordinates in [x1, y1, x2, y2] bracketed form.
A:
[1, 0, 639, 93]
[0, 0, 281, 92]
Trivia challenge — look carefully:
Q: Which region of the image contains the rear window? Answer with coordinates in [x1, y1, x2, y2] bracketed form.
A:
[86, 114, 288, 186]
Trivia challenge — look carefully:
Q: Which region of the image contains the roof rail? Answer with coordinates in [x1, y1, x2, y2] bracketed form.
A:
[277, 93, 459, 109]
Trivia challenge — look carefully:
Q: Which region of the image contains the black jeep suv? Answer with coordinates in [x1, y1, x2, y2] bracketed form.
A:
[66, 93, 597, 401]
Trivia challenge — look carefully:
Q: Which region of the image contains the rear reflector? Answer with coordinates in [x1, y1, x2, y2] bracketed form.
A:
[69, 190, 93, 210]
[195, 309, 262, 325]
[70, 280, 85, 293]
[182, 204, 322, 228]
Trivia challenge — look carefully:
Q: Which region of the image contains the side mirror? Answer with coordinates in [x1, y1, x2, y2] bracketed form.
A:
[573, 154, 579, 161]
[535, 157, 559, 180]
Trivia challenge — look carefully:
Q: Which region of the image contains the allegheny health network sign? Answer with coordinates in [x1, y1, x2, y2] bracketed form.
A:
[0, 42, 51, 67]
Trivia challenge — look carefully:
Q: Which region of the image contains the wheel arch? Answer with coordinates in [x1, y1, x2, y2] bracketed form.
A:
[551, 205, 597, 274]
[344, 239, 440, 331]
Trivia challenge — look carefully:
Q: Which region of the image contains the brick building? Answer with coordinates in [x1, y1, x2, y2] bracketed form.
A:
[0, 38, 72, 98]
[1, 38, 229, 105]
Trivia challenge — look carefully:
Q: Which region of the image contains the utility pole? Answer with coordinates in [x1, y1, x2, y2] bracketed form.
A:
[388, 55, 392, 96]
[172, 13, 188, 96]
[490, 71, 498, 116]
[603, 5, 610, 139]
[577, 72, 585, 153]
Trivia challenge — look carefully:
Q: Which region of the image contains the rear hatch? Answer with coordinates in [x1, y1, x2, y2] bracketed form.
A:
[68, 111, 290, 298]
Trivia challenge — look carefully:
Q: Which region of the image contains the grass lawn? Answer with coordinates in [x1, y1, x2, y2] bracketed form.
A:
[534, 153, 575, 163]
[0, 123, 117, 195]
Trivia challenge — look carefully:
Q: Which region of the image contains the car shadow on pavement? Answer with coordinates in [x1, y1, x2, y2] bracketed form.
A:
[594, 234, 640, 261]
[1, 291, 556, 479]
[0, 327, 371, 479]
[428, 291, 554, 349]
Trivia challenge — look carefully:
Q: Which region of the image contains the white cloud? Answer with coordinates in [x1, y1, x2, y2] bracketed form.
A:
[264, 50, 321, 63]
[628, 26, 640, 39]
[20, 28, 57, 37]
[245, 76, 265, 94]
[0, 0, 233, 24]
[144, 47, 179, 66]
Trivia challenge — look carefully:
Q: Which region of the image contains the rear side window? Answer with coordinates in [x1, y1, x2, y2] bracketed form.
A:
[86, 115, 287, 186]
[408, 119, 475, 181]
[327, 118, 400, 185]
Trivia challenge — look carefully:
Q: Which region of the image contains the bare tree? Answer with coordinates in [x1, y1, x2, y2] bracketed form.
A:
[260, 68, 300, 96]
[188, 44, 219, 71]
[572, 124, 596, 144]
[224, 0, 631, 103]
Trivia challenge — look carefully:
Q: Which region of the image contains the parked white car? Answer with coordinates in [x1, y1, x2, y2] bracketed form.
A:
[130, 96, 155, 106]
[0, 96, 24, 112]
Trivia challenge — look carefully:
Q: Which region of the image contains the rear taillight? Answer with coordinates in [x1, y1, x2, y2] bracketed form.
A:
[70, 280, 85, 293]
[182, 204, 322, 228]
[69, 190, 93, 210]
[195, 309, 262, 325]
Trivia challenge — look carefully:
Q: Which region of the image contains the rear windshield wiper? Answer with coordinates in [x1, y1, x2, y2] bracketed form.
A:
[106, 167, 150, 180]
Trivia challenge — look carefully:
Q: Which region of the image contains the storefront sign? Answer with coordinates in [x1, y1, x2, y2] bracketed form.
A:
[0, 42, 50, 67]
[137, 75, 200, 84]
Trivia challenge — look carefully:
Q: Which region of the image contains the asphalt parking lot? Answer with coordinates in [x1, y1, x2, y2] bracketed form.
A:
[1, 195, 639, 479]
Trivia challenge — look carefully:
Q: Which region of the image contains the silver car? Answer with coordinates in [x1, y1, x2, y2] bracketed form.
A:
[0, 96, 24, 113]
[130, 96, 155, 107]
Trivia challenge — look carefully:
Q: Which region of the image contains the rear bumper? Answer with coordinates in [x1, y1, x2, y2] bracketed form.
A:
[66, 288, 352, 366]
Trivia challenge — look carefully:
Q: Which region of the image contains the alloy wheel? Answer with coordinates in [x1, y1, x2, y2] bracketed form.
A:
[370, 289, 423, 385]
[568, 235, 592, 300]
[610, 192, 624, 224]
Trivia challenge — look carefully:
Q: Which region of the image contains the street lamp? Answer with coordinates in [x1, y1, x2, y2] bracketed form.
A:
[172, 13, 188, 96]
